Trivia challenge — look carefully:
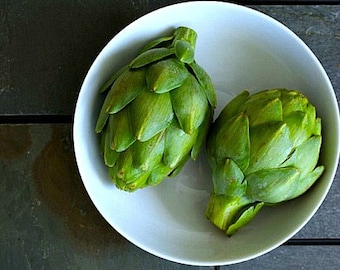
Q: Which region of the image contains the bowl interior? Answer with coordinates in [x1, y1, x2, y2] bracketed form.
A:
[74, 2, 340, 266]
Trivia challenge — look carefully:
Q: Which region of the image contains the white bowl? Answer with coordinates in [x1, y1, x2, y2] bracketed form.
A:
[74, 1, 340, 266]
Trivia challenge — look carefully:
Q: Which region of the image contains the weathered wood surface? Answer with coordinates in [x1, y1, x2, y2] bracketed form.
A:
[0, 1, 339, 269]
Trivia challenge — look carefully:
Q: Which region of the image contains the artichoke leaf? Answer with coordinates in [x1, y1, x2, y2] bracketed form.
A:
[140, 35, 174, 52]
[212, 159, 245, 196]
[205, 193, 253, 232]
[129, 47, 174, 69]
[99, 65, 129, 93]
[217, 91, 249, 125]
[170, 74, 208, 134]
[280, 135, 322, 177]
[284, 102, 318, 147]
[246, 88, 281, 103]
[109, 109, 135, 152]
[145, 58, 189, 93]
[188, 61, 217, 108]
[304, 103, 317, 131]
[247, 122, 292, 174]
[124, 171, 151, 191]
[163, 119, 197, 169]
[108, 166, 121, 186]
[191, 107, 213, 160]
[226, 202, 264, 236]
[174, 40, 194, 64]
[114, 148, 144, 183]
[106, 69, 146, 114]
[147, 163, 173, 186]
[313, 117, 322, 136]
[246, 167, 300, 203]
[281, 90, 309, 115]
[130, 131, 165, 171]
[284, 111, 311, 148]
[241, 96, 282, 127]
[285, 165, 324, 200]
[95, 101, 110, 133]
[168, 154, 191, 178]
[210, 112, 250, 171]
[109, 165, 151, 192]
[129, 90, 173, 142]
[99, 127, 106, 154]
[96, 75, 138, 133]
[103, 126, 119, 167]
[172, 26, 197, 49]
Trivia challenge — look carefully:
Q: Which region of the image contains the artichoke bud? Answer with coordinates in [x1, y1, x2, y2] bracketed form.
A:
[95, 26, 216, 191]
[206, 89, 324, 235]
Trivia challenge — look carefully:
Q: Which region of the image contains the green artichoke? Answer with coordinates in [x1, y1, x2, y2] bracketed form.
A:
[206, 89, 324, 235]
[95, 26, 216, 192]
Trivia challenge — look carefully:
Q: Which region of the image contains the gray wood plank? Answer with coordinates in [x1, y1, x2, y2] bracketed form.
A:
[0, 3, 339, 115]
[220, 245, 340, 269]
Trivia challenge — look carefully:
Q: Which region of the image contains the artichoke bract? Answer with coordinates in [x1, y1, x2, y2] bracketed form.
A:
[206, 89, 324, 235]
[95, 27, 216, 192]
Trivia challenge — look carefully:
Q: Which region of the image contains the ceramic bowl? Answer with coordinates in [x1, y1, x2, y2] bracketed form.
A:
[74, 2, 340, 266]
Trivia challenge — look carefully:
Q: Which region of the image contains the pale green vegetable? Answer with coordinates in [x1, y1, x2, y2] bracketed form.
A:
[95, 26, 216, 191]
[206, 89, 324, 235]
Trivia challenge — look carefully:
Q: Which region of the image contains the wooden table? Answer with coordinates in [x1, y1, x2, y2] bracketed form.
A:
[0, 1, 339, 269]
